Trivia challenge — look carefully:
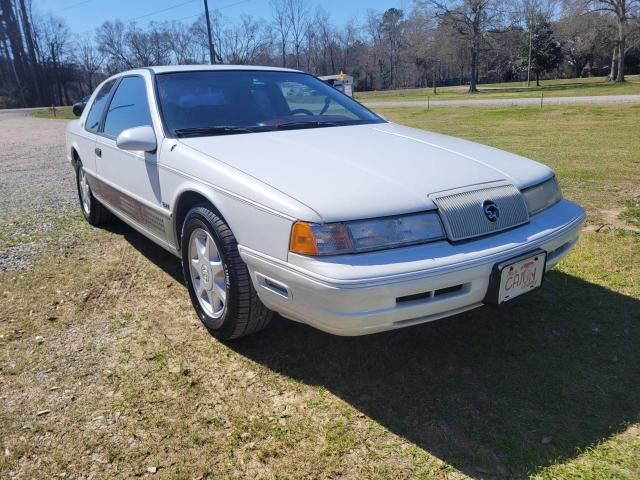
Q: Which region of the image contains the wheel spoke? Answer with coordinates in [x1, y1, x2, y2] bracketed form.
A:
[206, 289, 219, 312]
[213, 281, 226, 303]
[209, 260, 223, 277]
[195, 233, 206, 263]
[191, 257, 200, 270]
[205, 234, 219, 262]
[195, 278, 204, 297]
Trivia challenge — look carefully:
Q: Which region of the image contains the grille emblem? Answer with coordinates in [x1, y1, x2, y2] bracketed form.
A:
[482, 200, 499, 222]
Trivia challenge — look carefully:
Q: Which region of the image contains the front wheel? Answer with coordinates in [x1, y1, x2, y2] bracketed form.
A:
[75, 164, 113, 225]
[181, 205, 272, 340]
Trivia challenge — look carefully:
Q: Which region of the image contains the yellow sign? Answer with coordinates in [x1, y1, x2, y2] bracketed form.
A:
[339, 71, 345, 81]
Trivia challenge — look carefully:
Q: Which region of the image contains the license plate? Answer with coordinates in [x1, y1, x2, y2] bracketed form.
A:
[497, 252, 546, 303]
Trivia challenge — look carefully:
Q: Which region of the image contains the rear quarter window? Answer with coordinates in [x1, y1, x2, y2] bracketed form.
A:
[84, 80, 116, 132]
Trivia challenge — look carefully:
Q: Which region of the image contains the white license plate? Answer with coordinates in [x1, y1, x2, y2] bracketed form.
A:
[498, 252, 546, 303]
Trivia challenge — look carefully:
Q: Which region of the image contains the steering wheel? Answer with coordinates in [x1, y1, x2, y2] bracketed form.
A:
[319, 96, 331, 115]
[289, 108, 314, 116]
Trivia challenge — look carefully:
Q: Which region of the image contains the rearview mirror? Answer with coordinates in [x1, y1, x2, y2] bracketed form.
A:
[116, 125, 157, 152]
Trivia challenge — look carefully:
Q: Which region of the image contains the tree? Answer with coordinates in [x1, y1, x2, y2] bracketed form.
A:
[75, 35, 104, 93]
[556, 11, 614, 77]
[96, 20, 134, 72]
[222, 15, 272, 64]
[588, 0, 640, 82]
[270, 0, 291, 67]
[518, 13, 562, 85]
[380, 8, 405, 88]
[424, 0, 507, 93]
[286, 0, 310, 68]
[39, 15, 72, 104]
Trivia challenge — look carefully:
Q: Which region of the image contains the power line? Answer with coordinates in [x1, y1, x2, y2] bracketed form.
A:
[53, 0, 95, 14]
[74, 0, 256, 36]
[175, 0, 255, 21]
[132, 0, 199, 22]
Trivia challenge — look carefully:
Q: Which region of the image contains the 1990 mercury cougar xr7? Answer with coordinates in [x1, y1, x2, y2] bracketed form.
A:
[66, 65, 586, 339]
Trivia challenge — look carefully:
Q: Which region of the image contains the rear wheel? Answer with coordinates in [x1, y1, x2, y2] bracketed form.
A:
[75, 163, 113, 225]
[181, 205, 272, 340]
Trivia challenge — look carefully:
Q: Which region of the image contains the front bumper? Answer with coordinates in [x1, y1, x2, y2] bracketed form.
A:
[239, 199, 586, 336]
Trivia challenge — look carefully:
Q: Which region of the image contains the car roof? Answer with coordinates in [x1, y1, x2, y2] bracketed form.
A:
[148, 65, 303, 74]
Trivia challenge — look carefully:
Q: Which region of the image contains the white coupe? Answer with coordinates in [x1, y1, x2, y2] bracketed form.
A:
[66, 65, 585, 339]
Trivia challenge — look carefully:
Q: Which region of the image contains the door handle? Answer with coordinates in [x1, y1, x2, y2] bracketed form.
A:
[95, 147, 102, 157]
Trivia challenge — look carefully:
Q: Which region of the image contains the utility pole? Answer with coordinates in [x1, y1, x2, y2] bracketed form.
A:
[526, 7, 533, 88]
[204, 0, 216, 64]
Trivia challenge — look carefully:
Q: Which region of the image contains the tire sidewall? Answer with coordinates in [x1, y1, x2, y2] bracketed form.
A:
[181, 208, 238, 338]
[75, 164, 94, 224]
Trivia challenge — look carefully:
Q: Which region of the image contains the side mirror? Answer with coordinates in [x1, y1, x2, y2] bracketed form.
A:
[116, 125, 157, 152]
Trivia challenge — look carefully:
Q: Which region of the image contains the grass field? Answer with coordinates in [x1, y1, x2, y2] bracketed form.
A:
[2, 105, 639, 478]
[32, 106, 76, 120]
[356, 75, 640, 103]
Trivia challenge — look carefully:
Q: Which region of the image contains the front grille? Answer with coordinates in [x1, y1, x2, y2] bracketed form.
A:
[431, 184, 529, 241]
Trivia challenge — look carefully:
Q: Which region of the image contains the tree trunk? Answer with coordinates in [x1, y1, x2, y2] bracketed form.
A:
[1, 0, 29, 105]
[615, 18, 625, 82]
[468, 22, 480, 94]
[432, 64, 437, 95]
[1, 34, 26, 106]
[609, 45, 617, 81]
[280, 37, 286, 67]
[535, 71, 540, 87]
[469, 48, 478, 93]
[18, 0, 42, 105]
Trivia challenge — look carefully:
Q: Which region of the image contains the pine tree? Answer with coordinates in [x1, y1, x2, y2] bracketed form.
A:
[519, 14, 562, 86]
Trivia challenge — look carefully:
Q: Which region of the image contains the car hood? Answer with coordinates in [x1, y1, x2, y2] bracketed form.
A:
[178, 122, 552, 222]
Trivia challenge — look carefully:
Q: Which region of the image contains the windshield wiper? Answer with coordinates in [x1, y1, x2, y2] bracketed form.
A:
[275, 120, 340, 131]
[174, 126, 256, 137]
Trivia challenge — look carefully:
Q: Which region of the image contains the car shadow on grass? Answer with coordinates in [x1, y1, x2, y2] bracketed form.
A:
[111, 222, 640, 478]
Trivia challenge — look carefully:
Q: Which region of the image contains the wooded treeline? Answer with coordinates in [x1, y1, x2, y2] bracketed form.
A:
[1, 0, 639, 107]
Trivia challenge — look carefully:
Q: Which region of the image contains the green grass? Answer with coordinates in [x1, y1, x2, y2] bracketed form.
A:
[32, 106, 76, 120]
[356, 75, 640, 103]
[2, 104, 640, 478]
[621, 199, 640, 227]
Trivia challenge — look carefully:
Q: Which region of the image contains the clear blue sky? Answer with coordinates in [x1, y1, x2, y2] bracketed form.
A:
[36, 0, 411, 36]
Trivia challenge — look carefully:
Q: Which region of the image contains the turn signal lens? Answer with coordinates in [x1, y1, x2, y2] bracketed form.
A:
[289, 222, 319, 256]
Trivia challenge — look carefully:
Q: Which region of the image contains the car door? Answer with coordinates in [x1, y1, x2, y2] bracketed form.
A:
[77, 79, 117, 179]
[93, 74, 173, 247]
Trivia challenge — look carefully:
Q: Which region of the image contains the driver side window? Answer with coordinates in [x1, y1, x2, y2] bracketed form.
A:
[103, 76, 153, 139]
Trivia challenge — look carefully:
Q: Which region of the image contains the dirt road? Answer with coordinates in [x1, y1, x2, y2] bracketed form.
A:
[363, 93, 640, 108]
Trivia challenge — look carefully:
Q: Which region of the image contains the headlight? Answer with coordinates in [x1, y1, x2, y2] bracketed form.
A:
[522, 176, 562, 216]
[289, 212, 446, 256]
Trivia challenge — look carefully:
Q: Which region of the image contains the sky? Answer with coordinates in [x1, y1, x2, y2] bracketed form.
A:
[35, 0, 411, 36]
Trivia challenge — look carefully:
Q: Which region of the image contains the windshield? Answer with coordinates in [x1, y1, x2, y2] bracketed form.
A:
[155, 70, 384, 137]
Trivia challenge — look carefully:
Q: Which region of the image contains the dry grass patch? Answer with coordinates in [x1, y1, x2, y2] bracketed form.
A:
[0, 223, 452, 479]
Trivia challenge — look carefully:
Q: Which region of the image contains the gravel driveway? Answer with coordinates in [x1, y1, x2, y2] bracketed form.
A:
[363, 93, 640, 108]
[0, 111, 75, 272]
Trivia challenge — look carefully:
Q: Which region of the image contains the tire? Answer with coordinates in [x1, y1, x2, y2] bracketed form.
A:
[181, 205, 272, 340]
[75, 163, 114, 226]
